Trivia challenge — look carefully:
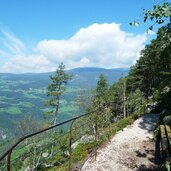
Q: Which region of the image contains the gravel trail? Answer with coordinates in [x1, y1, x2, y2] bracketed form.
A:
[81, 114, 160, 171]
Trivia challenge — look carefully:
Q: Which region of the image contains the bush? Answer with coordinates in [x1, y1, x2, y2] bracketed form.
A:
[71, 144, 88, 163]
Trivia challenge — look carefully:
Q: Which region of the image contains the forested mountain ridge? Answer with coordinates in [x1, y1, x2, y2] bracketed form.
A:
[0, 67, 128, 88]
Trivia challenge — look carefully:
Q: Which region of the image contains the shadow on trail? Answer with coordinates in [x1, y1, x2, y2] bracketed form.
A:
[138, 114, 159, 134]
[134, 140, 162, 171]
[135, 114, 164, 170]
[137, 165, 161, 171]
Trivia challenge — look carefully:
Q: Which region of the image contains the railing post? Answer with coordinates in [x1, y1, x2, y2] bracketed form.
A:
[68, 119, 75, 171]
[7, 150, 12, 171]
[164, 125, 171, 161]
[95, 112, 98, 161]
[108, 111, 111, 140]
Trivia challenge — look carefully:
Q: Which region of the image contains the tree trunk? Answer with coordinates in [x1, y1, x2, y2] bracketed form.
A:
[123, 79, 126, 118]
[54, 85, 61, 125]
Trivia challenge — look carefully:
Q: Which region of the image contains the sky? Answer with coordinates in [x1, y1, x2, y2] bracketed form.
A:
[0, 0, 163, 73]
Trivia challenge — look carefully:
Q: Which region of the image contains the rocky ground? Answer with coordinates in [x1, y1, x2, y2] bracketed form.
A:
[81, 114, 160, 171]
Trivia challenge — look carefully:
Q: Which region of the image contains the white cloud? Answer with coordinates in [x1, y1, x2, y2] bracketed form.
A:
[1, 30, 26, 55]
[0, 23, 148, 73]
[36, 23, 147, 69]
[1, 54, 55, 73]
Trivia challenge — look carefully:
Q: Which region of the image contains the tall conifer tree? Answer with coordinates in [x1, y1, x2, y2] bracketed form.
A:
[46, 63, 72, 124]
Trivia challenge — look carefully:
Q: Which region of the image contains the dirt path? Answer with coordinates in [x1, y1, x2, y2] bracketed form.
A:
[81, 114, 160, 171]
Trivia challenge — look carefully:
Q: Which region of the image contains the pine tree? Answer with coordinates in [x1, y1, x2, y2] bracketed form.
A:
[95, 74, 108, 99]
[45, 63, 72, 125]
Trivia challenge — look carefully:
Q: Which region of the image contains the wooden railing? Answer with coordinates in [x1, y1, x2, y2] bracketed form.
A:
[160, 123, 171, 162]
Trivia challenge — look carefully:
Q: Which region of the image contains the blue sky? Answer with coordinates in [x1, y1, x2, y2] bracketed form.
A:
[0, 0, 163, 73]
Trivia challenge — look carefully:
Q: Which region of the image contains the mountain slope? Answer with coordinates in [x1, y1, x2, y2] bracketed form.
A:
[0, 67, 128, 139]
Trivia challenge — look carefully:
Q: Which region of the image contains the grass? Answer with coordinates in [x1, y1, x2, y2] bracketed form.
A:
[0, 106, 22, 115]
[23, 92, 43, 99]
[18, 102, 34, 108]
[65, 87, 82, 93]
[60, 105, 79, 113]
[28, 88, 46, 95]
[0, 96, 13, 100]
[1, 88, 12, 92]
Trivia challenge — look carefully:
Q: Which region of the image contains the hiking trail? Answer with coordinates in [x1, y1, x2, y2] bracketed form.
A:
[81, 114, 159, 171]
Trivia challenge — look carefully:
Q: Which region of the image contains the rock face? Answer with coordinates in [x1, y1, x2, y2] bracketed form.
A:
[163, 115, 171, 126]
[81, 114, 160, 171]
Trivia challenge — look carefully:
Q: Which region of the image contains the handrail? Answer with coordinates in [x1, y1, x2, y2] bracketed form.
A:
[0, 108, 99, 161]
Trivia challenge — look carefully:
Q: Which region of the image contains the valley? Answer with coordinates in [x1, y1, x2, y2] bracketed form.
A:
[0, 67, 128, 143]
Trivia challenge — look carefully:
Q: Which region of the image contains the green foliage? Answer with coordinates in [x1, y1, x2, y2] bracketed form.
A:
[127, 25, 171, 104]
[45, 63, 72, 124]
[74, 89, 91, 112]
[116, 117, 129, 129]
[18, 102, 34, 108]
[126, 89, 146, 115]
[15, 115, 41, 137]
[152, 89, 161, 102]
[130, 1, 171, 31]
[154, 123, 160, 141]
[108, 78, 125, 118]
[89, 74, 109, 114]
[95, 74, 108, 98]
[0, 106, 22, 115]
[71, 144, 88, 163]
[166, 160, 171, 171]
[23, 92, 42, 99]
[143, 2, 171, 29]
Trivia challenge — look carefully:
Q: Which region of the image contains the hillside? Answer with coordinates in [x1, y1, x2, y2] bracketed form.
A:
[0, 67, 128, 140]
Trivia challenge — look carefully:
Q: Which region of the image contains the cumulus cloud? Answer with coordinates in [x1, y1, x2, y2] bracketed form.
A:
[36, 23, 147, 69]
[1, 55, 55, 73]
[0, 23, 148, 73]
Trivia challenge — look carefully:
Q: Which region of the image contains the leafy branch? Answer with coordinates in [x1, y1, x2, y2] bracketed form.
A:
[130, 1, 171, 31]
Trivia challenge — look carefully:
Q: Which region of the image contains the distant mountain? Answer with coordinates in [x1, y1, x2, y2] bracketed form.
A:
[67, 67, 128, 88]
[69, 67, 109, 72]
[0, 67, 129, 140]
[0, 67, 128, 89]
[69, 67, 128, 73]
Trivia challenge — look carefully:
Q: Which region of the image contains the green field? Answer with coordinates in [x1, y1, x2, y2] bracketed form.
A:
[0, 106, 22, 115]
[0, 68, 127, 145]
[0, 75, 83, 140]
[17, 102, 34, 108]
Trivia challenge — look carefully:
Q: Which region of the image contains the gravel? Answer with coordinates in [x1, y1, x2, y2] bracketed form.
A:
[81, 114, 160, 171]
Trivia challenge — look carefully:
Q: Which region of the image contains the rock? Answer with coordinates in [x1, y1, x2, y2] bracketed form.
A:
[71, 135, 95, 149]
[42, 152, 49, 158]
[163, 115, 171, 125]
